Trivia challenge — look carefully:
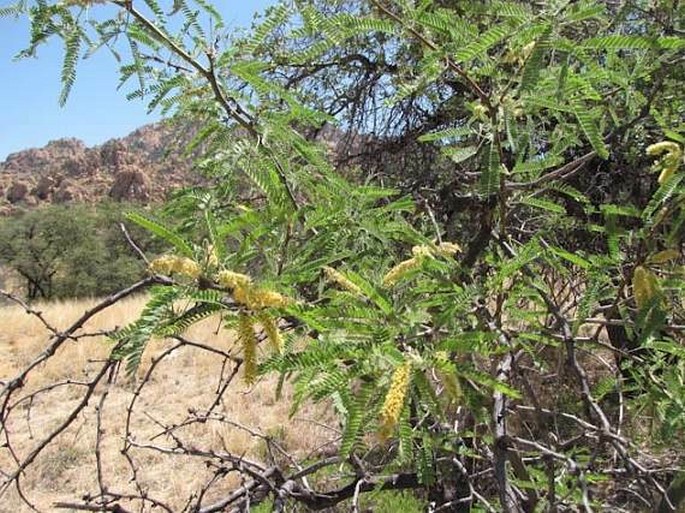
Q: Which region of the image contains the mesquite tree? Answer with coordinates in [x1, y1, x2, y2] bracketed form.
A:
[1, 1, 683, 512]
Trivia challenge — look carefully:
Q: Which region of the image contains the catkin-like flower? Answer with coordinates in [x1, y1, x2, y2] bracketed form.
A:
[149, 255, 176, 275]
[434, 352, 461, 404]
[323, 266, 364, 296]
[411, 245, 434, 258]
[633, 265, 659, 310]
[233, 285, 251, 307]
[258, 312, 283, 354]
[250, 289, 290, 309]
[238, 314, 257, 385]
[149, 255, 201, 279]
[435, 242, 462, 257]
[379, 361, 412, 439]
[646, 141, 681, 157]
[384, 240, 462, 288]
[258, 290, 290, 308]
[234, 285, 291, 310]
[646, 141, 683, 184]
[175, 257, 201, 279]
[383, 257, 421, 287]
[206, 245, 219, 268]
[412, 242, 462, 259]
[217, 270, 253, 289]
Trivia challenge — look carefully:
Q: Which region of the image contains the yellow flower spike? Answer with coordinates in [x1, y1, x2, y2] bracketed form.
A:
[411, 245, 434, 258]
[383, 257, 421, 287]
[233, 284, 251, 307]
[379, 361, 412, 440]
[149, 255, 176, 275]
[233, 284, 291, 310]
[258, 312, 283, 354]
[174, 257, 201, 279]
[521, 41, 536, 59]
[646, 141, 681, 157]
[218, 270, 253, 290]
[206, 245, 219, 268]
[238, 314, 258, 385]
[659, 167, 676, 184]
[646, 141, 683, 185]
[149, 255, 200, 279]
[633, 265, 660, 310]
[409, 241, 461, 262]
[435, 241, 462, 257]
[254, 289, 291, 309]
[473, 103, 489, 121]
[323, 266, 364, 297]
[434, 352, 461, 404]
[219, 269, 291, 310]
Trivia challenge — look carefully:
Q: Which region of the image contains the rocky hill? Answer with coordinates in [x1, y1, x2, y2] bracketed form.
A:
[0, 122, 202, 215]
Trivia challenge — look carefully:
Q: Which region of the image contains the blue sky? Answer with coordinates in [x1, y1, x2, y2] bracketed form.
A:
[0, 1, 275, 160]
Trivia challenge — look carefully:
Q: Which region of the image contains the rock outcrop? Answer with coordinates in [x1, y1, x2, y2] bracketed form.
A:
[0, 122, 202, 213]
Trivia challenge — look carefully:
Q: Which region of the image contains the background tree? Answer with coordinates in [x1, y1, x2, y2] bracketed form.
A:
[0, 203, 164, 299]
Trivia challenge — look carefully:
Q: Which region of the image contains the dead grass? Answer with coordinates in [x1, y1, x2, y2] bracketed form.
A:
[0, 295, 335, 512]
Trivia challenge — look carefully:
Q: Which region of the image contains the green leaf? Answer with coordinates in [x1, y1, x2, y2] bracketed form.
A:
[571, 103, 609, 159]
[546, 245, 591, 269]
[340, 385, 373, 458]
[342, 269, 394, 316]
[59, 27, 81, 106]
[479, 142, 501, 196]
[521, 197, 566, 215]
[416, 434, 435, 485]
[455, 25, 512, 62]
[418, 126, 473, 142]
[126, 212, 195, 257]
[520, 26, 552, 91]
[600, 204, 640, 218]
[444, 145, 478, 164]
[583, 35, 684, 50]
[584, 35, 654, 50]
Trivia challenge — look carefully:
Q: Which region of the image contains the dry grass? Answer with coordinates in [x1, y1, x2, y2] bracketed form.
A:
[0, 295, 335, 512]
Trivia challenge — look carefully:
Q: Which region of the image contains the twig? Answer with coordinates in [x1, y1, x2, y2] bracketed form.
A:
[119, 222, 149, 265]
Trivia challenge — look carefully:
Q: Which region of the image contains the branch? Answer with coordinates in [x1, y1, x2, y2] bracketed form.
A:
[0, 276, 168, 401]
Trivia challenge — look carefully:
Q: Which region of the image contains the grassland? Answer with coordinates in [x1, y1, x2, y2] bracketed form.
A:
[0, 295, 343, 512]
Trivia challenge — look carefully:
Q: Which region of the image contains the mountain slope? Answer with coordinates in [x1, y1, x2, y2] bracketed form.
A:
[0, 122, 200, 214]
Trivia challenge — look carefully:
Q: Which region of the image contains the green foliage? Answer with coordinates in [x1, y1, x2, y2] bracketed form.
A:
[250, 490, 425, 513]
[5, 0, 685, 511]
[0, 203, 162, 300]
